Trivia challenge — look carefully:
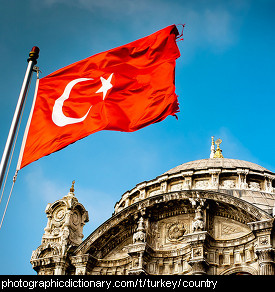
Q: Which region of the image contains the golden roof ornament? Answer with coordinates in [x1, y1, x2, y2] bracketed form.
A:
[213, 138, 224, 158]
[70, 180, 75, 194]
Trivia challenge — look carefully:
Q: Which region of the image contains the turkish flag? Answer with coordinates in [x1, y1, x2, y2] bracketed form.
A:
[18, 25, 181, 169]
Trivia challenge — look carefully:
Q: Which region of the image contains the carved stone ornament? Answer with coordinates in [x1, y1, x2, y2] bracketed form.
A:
[222, 180, 236, 189]
[167, 223, 186, 242]
[31, 156, 275, 276]
[249, 182, 261, 191]
[133, 217, 146, 244]
[54, 207, 66, 222]
[259, 236, 269, 246]
[195, 180, 209, 189]
[31, 182, 89, 275]
[189, 195, 206, 232]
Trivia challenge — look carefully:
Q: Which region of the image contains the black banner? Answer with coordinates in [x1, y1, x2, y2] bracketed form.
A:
[0, 275, 271, 291]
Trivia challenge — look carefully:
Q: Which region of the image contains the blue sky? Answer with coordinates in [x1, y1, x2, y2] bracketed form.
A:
[0, 0, 274, 274]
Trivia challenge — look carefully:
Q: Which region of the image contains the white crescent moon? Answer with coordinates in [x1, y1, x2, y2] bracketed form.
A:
[52, 78, 93, 127]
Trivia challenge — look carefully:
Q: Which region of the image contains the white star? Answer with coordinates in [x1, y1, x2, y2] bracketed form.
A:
[96, 73, 113, 100]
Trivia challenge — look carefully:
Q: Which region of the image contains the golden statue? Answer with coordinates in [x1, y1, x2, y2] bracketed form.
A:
[213, 138, 224, 158]
[70, 180, 75, 193]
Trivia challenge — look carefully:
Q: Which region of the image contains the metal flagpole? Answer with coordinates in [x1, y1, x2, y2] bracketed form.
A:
[0, 46, 39, 192]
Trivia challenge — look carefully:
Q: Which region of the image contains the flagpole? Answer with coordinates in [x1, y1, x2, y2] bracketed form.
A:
[0, 46, 39, 191]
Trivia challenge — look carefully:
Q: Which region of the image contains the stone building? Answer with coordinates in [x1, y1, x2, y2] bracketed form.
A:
[31, 138, 275, 275]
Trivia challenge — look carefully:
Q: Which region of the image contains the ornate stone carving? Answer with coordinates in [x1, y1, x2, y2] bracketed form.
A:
[256, 248, 275, 275]
[170, 183, 182, 192]
[42, 184, 88, 248]
[32, 170, 274, 275]
[31, 182, 89, 275]
[259, 236, 269, 245]
[189, 195, 206, 232]
[71, 254, 97, 275]
[182, 176, 192, 190]
[188, 259, 209, 275]
[133, 217, 146, 243]
[167, 222, 186, 242]
[249, 182, 261, 191]
[195, 180, 209, 189]
[222, 180, 236, 189]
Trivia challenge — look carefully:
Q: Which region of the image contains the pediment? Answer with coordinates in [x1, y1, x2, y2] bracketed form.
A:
[212, 216, 251, 240]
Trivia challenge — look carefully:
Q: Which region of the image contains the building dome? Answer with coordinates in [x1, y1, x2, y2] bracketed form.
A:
[31, 138, 275, 275]
[165, 158, 272, 175]
[114, 158, 275, 216]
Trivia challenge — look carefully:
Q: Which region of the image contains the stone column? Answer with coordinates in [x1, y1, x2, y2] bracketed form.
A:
[256, 249, 274, 275]
[53, 257, 68, 275]
[237, 169, 249, 189]
[182, 171, 193, 190]
[188, 260, 209, 275]
[187, 195, 210, 275]
[128, 216, 152, 275]
[71, 254, 97, 275]
[158, 175, 168, 193]
[187, 231, 209, 275]
[264, 176, 273, 193]
[248, 218, 274, 275]
[209, 169, 221, 189]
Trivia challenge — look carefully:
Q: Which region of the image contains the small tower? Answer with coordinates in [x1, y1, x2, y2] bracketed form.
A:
[30, 181, 89, 275]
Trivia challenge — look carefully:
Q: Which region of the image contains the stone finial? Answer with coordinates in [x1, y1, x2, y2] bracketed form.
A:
[133, 217, 146, 243]
[210, 136, 215, 158]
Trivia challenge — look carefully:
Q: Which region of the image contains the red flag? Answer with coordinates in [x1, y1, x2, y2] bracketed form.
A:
[18, 25, 181, 169]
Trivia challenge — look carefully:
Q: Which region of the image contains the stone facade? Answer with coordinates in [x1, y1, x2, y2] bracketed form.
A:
[31, 158, 275, 275]
[30, 182, 89, 275]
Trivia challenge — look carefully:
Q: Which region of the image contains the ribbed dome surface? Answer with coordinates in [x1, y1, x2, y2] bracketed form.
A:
[165, 158, 273, 175]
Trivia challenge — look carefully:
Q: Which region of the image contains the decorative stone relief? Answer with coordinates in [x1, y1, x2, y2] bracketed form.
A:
[149, 188, 160, 197]
[221, 180, 236, 189]
[194, 180, 209, 189]
[192, 247, 203, 258]
[213, 217, 251, 240]
[167, 222, 186, 242]
[221, 223, 242, 235]
[170, 183, 182, 192]
[249, 182, 261, 191]
[259, 236, 269, 246]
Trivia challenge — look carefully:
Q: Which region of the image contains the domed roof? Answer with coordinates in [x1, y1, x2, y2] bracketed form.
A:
[164, 158, 274, 175]
[114, 156, 275, 216]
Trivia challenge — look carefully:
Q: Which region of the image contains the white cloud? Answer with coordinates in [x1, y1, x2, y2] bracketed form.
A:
[76, 186, 116, 236]
[24, 167, 66, 203]
[204, 9, 236, 51]
[214, 127, 259, 163]
[32, 0, 244, 55]
[23, 165, 116, 236]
